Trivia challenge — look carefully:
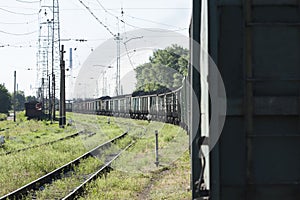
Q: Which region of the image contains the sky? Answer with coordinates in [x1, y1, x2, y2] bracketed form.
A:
[0, 0, 192, 98]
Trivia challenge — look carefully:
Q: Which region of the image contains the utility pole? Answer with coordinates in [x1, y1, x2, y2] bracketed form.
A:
[41, 78, 45, 111]
[155, 130, 159, 167]
[115, 33, 121, 96]
[114, 34, 143, 96]
[52, 74, 55, 121]
[47, 19, 52, 120]
[102, 71, 107, 96]
[13, 71, 16, 122]
[48, 74, 51, 120]
[59, 45, 66, 128]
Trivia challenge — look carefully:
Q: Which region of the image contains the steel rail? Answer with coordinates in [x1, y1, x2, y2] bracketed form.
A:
[0, 131, 128, 200]
[62, 142, 134, 200]
[0, 130, 88, 156]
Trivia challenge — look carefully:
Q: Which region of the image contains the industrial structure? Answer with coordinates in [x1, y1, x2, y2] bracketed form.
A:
[36, 0, 61, 121]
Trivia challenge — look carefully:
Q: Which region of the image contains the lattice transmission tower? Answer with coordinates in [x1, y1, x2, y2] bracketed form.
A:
[36, 0, 61, 120]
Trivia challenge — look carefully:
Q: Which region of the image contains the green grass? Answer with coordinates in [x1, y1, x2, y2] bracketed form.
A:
[0, 137, 86, 196]
[148, 151, 191, 199]
[0, 114, 7, 121]
[0, 113, 191, 199]
[81, 152, 191, 200]
[112, 121, 189, 173]
[79, 118, 190, 199]
[82, 171, 149, 200]
[25, 157, 104, 200]
[24, 136, 133, 199]
[0, 112, 79, 154]
[0, 112, 127, 155]
[0, 113, 126, 197]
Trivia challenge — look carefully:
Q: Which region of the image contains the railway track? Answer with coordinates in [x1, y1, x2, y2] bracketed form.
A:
[0, 131, 128, 200]
[115, 120, 147, 135]
[62, 142, 133, 200]
[0, 130, 95, 156]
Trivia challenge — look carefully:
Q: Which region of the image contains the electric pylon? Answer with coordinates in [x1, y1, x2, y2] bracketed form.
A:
[36, 0, 61, 120]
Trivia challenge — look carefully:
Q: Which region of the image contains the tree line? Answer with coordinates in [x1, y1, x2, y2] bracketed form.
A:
[0, 84, 36, 114]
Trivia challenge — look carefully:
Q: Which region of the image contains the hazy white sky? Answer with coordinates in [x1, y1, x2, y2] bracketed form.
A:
[0, 0, 191, 97]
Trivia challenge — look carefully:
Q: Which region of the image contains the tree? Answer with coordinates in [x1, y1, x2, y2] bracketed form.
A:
[134, 44, 189, 92]
[26, 95, 37, 102]
[0, 84, 11, 114]
[14, 91, 26, 111]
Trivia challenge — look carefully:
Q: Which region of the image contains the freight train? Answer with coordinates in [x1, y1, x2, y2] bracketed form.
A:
[72, 84, 188, 130]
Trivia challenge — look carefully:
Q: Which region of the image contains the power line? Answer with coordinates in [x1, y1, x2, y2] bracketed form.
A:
[15, 0, 40, 3]
[0, 43, 37, 48]
[0, 29, 38, 36]
[87, 0, 122, 94]
[123, 41, 137, 70]
[121, 11, 140, 71]
[0, 7, 38, 15]
[94, 2, 186, 31]
[95, 0, 109, 13]
[93, 2, 187, 33]
[0, 6, 37, 11]
[95, 0, 120, 21]
[124, 14, 184, 29]
[78, 0, 115, 37]
[0, 18, 38, 25]
[120, 19, 188, 32]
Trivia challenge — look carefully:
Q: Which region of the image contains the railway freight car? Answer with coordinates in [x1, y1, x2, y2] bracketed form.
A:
[72, 84, 185, 126]
[24, 101, 44, 120]
[190, 0, 300, 199]
[95, 96, 111, 115]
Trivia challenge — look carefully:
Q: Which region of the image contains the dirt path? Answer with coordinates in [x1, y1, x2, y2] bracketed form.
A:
[136, 167, 171, 200]
[136, 152, 191, 200]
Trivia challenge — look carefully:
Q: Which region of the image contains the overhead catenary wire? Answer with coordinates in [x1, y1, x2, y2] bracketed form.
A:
[96, 1, 185, 32]
[0, 38, 36, 44]
[95, 0, 120, 21]
[78, 0, 116, 37]
[120, 19, 188, 32]
[94, 1, 188, 33]
[95, 2, 187, 32]
[79, 0, 187, 95]
[0, 18, 38, 25]
[121, 8, 137, 71]
[123, 42, 137, 70]
[0, 43, 37, 48]
[0, 29, 38, 36]
[93, 2, 185, 69]
[122, 12, 135, 70]
[15, 0, 40, 3]
[124, 14, 184, 29]
[0, 7, 38, 15]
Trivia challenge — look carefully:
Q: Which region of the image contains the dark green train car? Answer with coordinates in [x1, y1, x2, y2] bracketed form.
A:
[191, 0, 300, 199]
